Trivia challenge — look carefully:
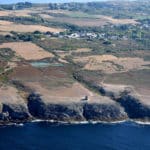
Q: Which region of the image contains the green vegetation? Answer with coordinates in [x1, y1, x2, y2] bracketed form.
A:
[48, 1, 150, 19]
[0, 48, 15, 61]
[0, 2, 32, 10]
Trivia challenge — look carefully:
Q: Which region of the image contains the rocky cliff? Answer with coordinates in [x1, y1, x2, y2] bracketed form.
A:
[0, 83, 150, 125]
[27, 93, 127, 122]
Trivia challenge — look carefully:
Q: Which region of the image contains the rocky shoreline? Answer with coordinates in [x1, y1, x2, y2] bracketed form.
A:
[0, 87, 150, 125]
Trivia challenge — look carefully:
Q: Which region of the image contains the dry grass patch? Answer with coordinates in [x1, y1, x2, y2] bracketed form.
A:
[76, 48, 92, 52]
[39, 14, 54, 19]
[98, 15, 138, 25]
[0, 20, 64, 33]
[51, 17, 108, 27]
[50, 14, 138, 27]
[0, 85, 25, 104]
[0, 10, 31, 17]
[25, 81, 113, 104]
[74, 54, 150, 73]
[0, 9, 41, 17]
[0, 42, 54, 60]
[0, 31, 12, 36]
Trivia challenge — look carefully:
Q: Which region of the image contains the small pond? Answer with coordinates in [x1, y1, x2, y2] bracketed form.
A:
[30, 62, 64, 68]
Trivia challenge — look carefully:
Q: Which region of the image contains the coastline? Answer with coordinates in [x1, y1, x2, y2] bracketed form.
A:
[1, 118, 150, 127]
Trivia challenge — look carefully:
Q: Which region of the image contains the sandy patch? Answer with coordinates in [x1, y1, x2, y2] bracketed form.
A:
[0, 20, 64, 33]
[0, 42, 54, 60]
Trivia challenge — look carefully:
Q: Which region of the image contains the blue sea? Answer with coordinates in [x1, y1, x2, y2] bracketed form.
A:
[0, 121, 150, 150]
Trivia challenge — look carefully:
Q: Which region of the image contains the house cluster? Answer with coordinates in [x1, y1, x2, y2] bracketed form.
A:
[60, 32, 130, 41]
[45, 31, 129, 41]
[65, 32, 98, 39]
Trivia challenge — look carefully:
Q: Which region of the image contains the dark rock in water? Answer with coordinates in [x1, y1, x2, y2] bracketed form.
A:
[119, 94, 150, 119]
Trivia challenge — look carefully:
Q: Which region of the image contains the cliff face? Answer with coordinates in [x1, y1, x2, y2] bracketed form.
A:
[94, 83, 150, 121]
[27, 93, 127, 122]
[0, 103, 30, 123]
[0, 83, 150, 125]
[0, 86, 30, 124]
[83, 103, 126, 121]
[28, 93, 85, 122]
[119, 94, 150, 120]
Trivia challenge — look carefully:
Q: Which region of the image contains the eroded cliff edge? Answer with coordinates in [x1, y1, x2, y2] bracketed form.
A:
[0, 82, 150, 125]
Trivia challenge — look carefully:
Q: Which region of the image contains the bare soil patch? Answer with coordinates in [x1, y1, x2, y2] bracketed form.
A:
[0, 85, 25, 104]
[0, 42, 54, 60]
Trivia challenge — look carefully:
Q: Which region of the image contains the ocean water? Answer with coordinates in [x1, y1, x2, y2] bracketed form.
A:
[0, 121, 150, 150]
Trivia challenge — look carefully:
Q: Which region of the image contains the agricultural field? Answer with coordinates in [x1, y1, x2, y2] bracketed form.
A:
[48, 14, 138, 27]
[73, 54, 150, 73]
[0, 42, 54, 60]
[0, 0, 149, 117]
[0, 20, 64, 33]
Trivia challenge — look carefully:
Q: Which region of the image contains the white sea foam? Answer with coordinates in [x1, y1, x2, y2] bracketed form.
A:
[133, 120, 150, 125]
[1, 119, 150, 127]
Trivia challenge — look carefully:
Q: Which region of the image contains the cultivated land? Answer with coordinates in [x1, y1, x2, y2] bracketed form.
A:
[73, 54, 150, 73]
[0, 42, 54, 60]
[49, 15, 138, 27]
[0, 20, 64, 33]
[0, 1, 150, 123]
